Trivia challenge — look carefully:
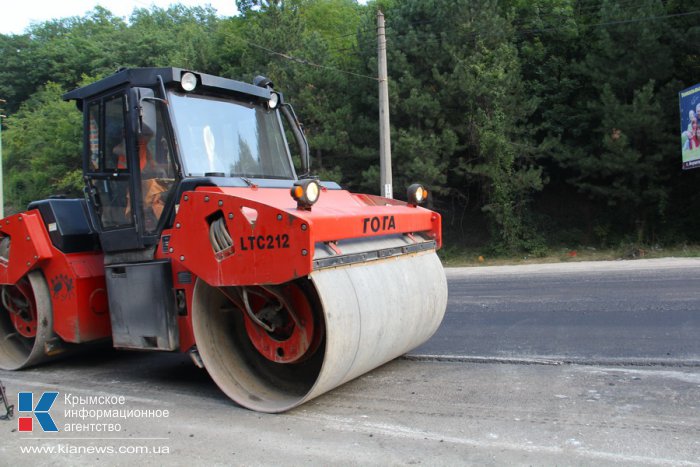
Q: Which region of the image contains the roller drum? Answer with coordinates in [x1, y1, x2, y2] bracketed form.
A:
[307, 251, 447, 398]
[192, 251, 447, 412]
[0, 271, 59, 370]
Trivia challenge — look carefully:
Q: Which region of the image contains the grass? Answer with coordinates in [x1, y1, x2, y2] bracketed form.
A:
[438, 244, 700, 267]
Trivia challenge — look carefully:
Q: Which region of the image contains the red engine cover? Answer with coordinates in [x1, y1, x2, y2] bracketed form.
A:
[165, 186, 441, 287]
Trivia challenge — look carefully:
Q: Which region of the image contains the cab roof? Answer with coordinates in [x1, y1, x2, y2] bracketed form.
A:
[62, 67, 270, 105]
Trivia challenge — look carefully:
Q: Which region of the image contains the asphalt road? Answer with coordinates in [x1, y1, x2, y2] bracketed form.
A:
[412, 258, 700, 364]
[0, 257, 699, 465]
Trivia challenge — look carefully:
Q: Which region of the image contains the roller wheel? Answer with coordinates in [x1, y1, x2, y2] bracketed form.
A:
[192, 251, 448, 413]
[236, 284, 322, 363]
[2, 277, 38, 338]
[192, 278, 325, 413]
[0, 271, 54, 370]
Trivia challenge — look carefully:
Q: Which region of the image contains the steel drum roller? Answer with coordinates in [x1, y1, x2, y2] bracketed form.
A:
[0, 271, 58, 370]
[192, 251, 447, 413]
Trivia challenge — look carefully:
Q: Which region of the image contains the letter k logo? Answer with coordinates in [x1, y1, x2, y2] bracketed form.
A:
[18, 391, 59, 432]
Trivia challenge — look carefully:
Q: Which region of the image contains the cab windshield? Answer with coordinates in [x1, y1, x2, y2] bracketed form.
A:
[168, 92, 295, 179]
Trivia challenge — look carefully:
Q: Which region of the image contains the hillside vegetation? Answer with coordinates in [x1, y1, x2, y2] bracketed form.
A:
[2, 0, 699, 257]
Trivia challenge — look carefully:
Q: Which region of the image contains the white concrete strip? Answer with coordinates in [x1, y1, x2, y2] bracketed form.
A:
[403, 354, 563, 365]
[405, 354, 700, 367]
[445, 257, 700, 276]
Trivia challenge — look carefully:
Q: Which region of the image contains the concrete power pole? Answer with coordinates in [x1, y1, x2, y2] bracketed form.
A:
[377, 10, 393, 199]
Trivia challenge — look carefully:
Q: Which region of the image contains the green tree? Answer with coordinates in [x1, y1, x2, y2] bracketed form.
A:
[366, 0, 544, 252]
[2, 0, 698, 250]
[3, 82, 82, 213]
[124, 5, 220, 70]
[0, 34, 36, 113]
[215, 0, 374, 183]
[548, 0, 674, 242]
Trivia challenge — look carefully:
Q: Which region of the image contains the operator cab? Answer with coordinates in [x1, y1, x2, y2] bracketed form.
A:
[63, 67, 308, 254]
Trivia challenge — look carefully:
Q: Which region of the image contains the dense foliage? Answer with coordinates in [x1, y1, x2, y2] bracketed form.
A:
[2, 0, 699, 253]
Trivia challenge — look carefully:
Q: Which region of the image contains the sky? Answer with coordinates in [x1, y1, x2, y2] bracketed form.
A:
[0, 1, 239, 35]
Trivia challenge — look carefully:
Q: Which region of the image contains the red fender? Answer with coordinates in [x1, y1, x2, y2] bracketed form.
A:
[0, 210, 111, 343]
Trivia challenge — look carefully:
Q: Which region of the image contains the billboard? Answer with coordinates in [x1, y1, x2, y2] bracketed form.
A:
[679, 83, 700, 170]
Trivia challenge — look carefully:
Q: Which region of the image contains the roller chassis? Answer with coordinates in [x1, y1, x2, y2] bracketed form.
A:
[0, 67, 448, 412]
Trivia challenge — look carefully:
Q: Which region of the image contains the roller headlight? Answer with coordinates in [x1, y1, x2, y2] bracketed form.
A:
[291, 179, 321, 210]
[407, 183, 428, 207]
[181, 72, 198, 92]
[268, 92, 280, 109]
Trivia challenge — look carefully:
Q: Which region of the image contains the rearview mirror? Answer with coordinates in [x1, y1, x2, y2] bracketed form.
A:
[280, 104, 311, 178]
[135, 87, 159, 136]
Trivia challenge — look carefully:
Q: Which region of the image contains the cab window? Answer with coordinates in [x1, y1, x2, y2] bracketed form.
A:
[85, 94, 132, 229]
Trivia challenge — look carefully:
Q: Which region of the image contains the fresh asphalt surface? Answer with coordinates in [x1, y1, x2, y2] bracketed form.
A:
[412, 258, 700, 364]
[0, 257, 699, 465]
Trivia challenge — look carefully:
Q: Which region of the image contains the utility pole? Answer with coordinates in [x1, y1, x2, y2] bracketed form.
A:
[377, 10, 393, 198]
[0, 99, 5, 218]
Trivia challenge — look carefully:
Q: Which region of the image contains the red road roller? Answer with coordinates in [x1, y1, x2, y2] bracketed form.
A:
[0, 68, 447, 412]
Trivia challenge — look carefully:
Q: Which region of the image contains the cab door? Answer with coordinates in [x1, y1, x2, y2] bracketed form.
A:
[83, 92, 142, 252]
